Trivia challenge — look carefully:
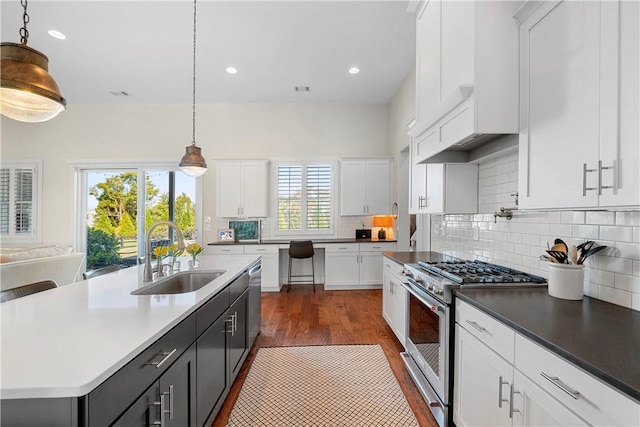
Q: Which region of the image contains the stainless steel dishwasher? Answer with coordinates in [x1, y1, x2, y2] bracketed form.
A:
[247, 260, 262, 344]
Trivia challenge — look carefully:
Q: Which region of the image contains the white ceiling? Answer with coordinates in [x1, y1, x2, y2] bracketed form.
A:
[1, 0, 416, 105]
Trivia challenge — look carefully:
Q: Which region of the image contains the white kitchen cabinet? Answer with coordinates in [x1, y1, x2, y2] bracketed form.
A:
[455, 300, 639, 427]
[325, 242, 395, 289]
[382, 256, 407, 347]
[340, 158, 392, 216]
[216, 160, 269, 218]
[411, 0, 519, 162]
[408, 137, 427, 214]
[517, 0, 639, 210]
[424, 164, 478, 214]
[204, 244, 279, 291]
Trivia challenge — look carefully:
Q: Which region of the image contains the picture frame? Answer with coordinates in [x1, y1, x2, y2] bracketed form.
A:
[228, 220, 261, 242]
[218, 228, 235, 242]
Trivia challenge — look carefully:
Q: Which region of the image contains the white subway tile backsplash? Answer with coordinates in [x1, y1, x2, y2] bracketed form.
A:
[592, 255, 633, 275]
[633, 293, 640, 311]
[634, 227, 640, 244]
[615, 274, 640, 293]
[634, 260, 640, 277]
[600, 226, 634, 242]
[584, 268, 615, 287]
[614, 242, 640, 261]
[583, 281, 599, 298]
[572, 225, 600, 239]
[549, 224, 572, 238]
[615, 211, 640, 226]
[561, 211, 586, 224]
[585, 211, 616, 225]
[598, 286, 632, 308]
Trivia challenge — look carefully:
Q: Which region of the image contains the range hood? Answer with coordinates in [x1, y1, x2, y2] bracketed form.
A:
[409, 85, 519, 164]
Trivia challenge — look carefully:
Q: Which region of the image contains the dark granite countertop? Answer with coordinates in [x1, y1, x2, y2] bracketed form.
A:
[382, 251, 460, 264]
[208, 238, 396, 246]
[455, 287, 640, 402]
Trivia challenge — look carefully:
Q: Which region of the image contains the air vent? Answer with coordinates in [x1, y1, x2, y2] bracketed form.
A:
[294, 86, 310, 92]
[109, 91, 130, 96]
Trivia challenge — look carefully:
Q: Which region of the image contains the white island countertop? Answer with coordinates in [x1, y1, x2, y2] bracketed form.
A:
[0, 255, 259, 400]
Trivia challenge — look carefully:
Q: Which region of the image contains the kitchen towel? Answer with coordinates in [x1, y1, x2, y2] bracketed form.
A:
[226, 344, 419, 426]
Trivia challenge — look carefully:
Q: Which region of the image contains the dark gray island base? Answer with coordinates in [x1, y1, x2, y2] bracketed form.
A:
[455, 287, 640, 402]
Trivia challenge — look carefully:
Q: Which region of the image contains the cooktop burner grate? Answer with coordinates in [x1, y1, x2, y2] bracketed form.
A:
[417, 260, 546, 285]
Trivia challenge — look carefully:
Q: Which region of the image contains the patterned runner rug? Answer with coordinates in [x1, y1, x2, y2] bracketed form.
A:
[227, 344, 419, 426]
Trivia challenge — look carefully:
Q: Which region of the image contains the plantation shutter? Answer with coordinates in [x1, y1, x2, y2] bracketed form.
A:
[277, 166, 302, 230]
[306, 165, 332, 230]
[0, 165, 36, 237]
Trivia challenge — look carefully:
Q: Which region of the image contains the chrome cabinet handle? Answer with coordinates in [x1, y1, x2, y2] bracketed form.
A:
[498, 376, 509, 408]
[151, 394, 164, 426]
[226, 316, 234, 335]
[509, 383, 521, 418]
[598, 160, 614, 195]
[167, 385, 174, 421]
[582, 163, 598, 196]
[541, 372, 580, 399]
[147, 348, 177, 369]
[465, 319, 486, 332]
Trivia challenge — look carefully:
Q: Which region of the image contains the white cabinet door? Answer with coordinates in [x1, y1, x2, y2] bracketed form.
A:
[511, 371, 588, 427]
[454, 325, 512, 427]
[409, 138, 427, 214]
[216, 161, 269, 218]
[216, 162, 243, 218]
[517, 0, 639, 209]
[325, 252, 359, 287]
[425, 164, 478, 214]
[241, 161, 269, 217]
[599, 0, 640, 207]
[359, 251, 382, 285]
[340, 159, 392, 215]
[365, 160, 391, 215]
[389, 274, 407, 346]
[415, 0, 441, 123]
[382, 271, 394, 328]
[340, 161, 367, 215]
[440, 0, 474, 100]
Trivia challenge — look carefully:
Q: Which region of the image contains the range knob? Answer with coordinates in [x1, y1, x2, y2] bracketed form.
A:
[434, 287, 444, 295]
[427, 283, 435, 291]
[415, 276, 424, 284]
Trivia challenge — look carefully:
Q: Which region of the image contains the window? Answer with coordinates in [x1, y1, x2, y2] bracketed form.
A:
[276, 163, 333, 233]
[0, 160, 41, 242]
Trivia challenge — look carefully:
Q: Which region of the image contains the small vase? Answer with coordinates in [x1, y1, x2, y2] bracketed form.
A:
[171, 259, 181, 271]
[188, 258, 199, 269]
[156, 257, 165, 277]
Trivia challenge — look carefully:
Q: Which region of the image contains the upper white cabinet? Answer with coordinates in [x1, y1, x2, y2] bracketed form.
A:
[411, 0, 520, 162]
[216, 160, 269, 218]
[340, 158, 392, 216]
[517, 0, 639, 209]
[408, 137, 427, 214]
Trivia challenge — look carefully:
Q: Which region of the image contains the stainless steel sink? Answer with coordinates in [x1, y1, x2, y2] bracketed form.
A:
[131, 270, 226, 295]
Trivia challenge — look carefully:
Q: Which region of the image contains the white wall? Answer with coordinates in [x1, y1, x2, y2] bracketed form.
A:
[431, 150, 640, 311]
[1, 103, 390, 245]
[388, 67, 416, 251]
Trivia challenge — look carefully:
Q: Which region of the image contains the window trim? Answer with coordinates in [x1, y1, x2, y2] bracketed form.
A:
[272, 160, 336, 237]
[0, 159, 43, 244]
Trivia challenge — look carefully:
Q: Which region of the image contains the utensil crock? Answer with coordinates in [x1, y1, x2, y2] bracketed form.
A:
[547, 262, 584, 300]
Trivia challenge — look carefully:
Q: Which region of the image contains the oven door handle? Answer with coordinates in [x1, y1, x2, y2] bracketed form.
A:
[400, 281, 445, 314]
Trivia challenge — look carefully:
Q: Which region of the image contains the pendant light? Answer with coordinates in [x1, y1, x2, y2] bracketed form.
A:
[179, 0, 208, 177]
[1, 0, 66, 123]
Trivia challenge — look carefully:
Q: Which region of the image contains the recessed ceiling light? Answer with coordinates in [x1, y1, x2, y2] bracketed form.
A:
[349, 67, 360, 74]
[48, 30, 66, 40]
[226, 67, 238, 74]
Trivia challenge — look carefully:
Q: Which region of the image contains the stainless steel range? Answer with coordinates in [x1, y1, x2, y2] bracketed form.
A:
[399, 257, 546, 427]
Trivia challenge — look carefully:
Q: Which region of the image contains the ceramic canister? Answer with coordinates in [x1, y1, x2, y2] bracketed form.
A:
[547, 262, 584, 300]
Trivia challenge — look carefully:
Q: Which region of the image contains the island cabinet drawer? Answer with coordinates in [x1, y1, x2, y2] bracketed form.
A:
[456, 300, 515, 363]
[87, 315, 196, 426]
[325, 243, 359, 253]
[515, 334, 640, 427]
[229, 271, 249, 303]
[243, 244, 278, 254]
[209, 245, 244, 255]
[196, 287, 230, 337]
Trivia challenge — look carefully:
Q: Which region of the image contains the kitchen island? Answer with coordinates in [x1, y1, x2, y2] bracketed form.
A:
[1, 255, 260, 426]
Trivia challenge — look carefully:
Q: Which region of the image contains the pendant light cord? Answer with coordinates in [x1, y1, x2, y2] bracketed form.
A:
[191, 0, 197, 147]
[19, 0, 30, 45]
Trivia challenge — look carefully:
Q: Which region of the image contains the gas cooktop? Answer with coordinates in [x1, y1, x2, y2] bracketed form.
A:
[417, 260, 547, 285]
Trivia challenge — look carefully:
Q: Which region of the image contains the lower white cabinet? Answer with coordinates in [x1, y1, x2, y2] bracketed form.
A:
[324, 242, 395, 290]
[382, 256, 407, 346]
[454, 300, 639, 427]
[207, 244, 279, 291]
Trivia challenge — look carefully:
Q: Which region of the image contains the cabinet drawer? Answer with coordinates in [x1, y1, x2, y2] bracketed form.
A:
[515, 334, 640, 427]
[456, 300, 514, 363]
[360, 242, 395, 252]
[87, 315, 196, 426]
[196, 287, 230, 337]
[243, 245, 278, 255]
[209, 245, 244, 255]
[382, 256, 405, 279]
[229, 271, 249, 303]
[324, 243, 359, 253]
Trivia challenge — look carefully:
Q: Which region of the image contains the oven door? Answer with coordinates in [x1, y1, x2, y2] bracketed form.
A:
[401, 279, 449, 404]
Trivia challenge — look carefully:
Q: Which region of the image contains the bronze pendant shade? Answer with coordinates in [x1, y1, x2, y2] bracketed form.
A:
[1, 42, 66, 123]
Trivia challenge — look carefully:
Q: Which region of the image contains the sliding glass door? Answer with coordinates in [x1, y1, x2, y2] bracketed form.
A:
[77, 166, 197, 274]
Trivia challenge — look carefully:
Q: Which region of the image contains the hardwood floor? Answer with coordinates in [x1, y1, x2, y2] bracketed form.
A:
[212, 285, 439, 427]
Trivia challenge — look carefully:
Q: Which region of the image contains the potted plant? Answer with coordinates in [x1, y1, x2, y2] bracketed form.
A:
[168, 243, 184, 271]
[186, 243, 203, 268]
